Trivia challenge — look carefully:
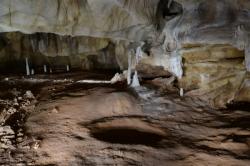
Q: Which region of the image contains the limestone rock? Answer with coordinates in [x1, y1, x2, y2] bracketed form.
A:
[179, 44, 246, 108]
[0, 0, 158, 41]
[136, 63, 172, 79]
[0, 32, 122, 72]
[0, 0, 250, 108]
[235, 75, 250, 102]
[0, 126, 14, 136]
[149, 76, 177, 92]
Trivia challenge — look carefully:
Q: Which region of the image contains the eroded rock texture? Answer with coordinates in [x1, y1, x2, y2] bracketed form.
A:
[0, 0, 160, 41]
[179, 44, 246, 108]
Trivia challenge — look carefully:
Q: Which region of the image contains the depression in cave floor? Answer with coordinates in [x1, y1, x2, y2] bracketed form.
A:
[0, 72, 250, 166]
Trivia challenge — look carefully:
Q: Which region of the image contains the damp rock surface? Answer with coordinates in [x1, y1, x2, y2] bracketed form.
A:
[0, 72, 249, 165]
[0, 73, 245, 166]
[0, 0, 250, 164]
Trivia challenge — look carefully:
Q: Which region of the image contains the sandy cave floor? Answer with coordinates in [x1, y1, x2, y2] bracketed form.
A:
[0, 72, 250, 166]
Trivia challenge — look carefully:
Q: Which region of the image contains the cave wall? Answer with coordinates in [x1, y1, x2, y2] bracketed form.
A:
[0, 32, 120, 73]
[157, 0, 250, 107]
[0, 0, 159, 41]
[179, 44, 246, 108]
[0, 0, 250, 107]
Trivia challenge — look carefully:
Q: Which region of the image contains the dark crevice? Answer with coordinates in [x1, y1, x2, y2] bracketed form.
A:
[90, 128, 165, 147]
[226, 102, 250, 112]
[222, 134, 250, 143]
[155, 0, 183, 31]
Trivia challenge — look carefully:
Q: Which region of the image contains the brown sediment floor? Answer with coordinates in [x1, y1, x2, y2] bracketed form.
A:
[0, 72, 250, 166]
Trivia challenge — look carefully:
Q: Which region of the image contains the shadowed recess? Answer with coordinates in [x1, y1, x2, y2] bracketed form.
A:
[90, 127, 165, 146]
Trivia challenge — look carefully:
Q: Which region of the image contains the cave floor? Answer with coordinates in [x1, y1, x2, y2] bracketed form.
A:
[0, 72, 250, 166]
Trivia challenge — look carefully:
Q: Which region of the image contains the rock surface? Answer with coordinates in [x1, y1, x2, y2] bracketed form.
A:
[136, 63, 172, 79]
[0, 86, 36, 165]
[0, 32, 120, 72]
[18, 73, 250, 165]
[0, 72, 249, 165]
[179, 44, 246, 108]
[1, 0, 250, 106]
[0, 0, 159, 40]
[1, 1, 250, 165]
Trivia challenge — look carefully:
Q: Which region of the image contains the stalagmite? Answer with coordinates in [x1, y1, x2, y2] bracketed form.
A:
[135, 45, 143, 64]
[131, 71, 140, 87]
[66, 65, 70, 72]
[43, 65, 47, 73]
[25, 57, 30, 76]
[31, 69, 35, 75]
[180, 88, 184, 97]
[131, 45, 144, 87]
[50, 69, 53, 73]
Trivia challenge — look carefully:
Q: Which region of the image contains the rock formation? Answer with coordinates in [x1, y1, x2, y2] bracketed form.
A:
[0, 0, 250, 107]
[1, 1, 250, 165]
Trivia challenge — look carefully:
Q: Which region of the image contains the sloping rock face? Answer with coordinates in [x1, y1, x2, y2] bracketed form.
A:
[1, 0, 250, 107]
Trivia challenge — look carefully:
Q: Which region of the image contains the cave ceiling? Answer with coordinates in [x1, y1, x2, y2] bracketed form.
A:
[0, 0, 250, 70]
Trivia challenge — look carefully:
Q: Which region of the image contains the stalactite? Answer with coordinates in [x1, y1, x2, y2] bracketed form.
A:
[135, 45, 143, 63]
[38, 39, 46, 53]
[44, 65, 47, 73]
[168, 0, 173, 8]
[131, 44, 144, 87]
[30, 38, 36, 52]
[169, 50, 183, 79]
[127, 50, 132, 85]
